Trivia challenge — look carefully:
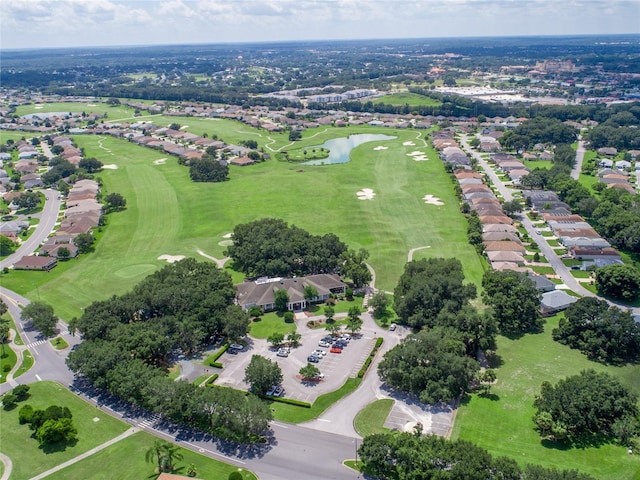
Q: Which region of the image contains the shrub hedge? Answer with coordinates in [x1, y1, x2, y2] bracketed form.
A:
[358, 337, 383, 378]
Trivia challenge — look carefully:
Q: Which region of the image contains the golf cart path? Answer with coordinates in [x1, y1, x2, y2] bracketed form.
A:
[0, 453, 12, 480]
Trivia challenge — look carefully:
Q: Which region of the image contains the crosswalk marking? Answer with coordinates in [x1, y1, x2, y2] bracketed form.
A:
[26, 339, 47, 348]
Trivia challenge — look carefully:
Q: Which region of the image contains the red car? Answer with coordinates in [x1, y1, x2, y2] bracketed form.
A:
[330, 346, 342, 354]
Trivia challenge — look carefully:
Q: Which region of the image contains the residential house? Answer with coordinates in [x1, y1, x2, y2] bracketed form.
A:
[13, 255, 57, 271]
[540, 290, 578, 316]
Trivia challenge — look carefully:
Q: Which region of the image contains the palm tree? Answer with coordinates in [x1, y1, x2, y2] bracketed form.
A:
[145, 439, 166, 473]
[160, 443, 184, 473]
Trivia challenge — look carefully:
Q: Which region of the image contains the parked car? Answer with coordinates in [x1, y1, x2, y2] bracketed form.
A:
[272, 386, 284, 397]
[312, 349, 326, 357]
[307, 354, 320, 363]
[277, 349, 289, 357]
[330, 346, 342, 354]
[230, 343, 244, 351]
[313, 372, 325, 379]
[334, 340, 347, 348]
[319, 340, 331, 348]
[389, 323, 397, 331]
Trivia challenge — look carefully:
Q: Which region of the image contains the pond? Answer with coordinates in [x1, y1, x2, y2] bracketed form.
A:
[302, 134, 397, 165]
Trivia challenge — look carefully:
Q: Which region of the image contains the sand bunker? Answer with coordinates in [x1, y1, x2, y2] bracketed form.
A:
[357, 188, 376, 200]
[179, 125, 189, 130]
[403, 141, 416, 146]
[102, 164, 118, 170]
[153, 158, 167, 165]
[34, 105, 43, 109]
[373, 146, 388, 151]
[218, 240, 234, 247]
[423, 194, 444, 206]
[222, 233, 233, 239]
[87, 104, 97, 107]
[158, 254, 185, 263]
[407, 151, 428, 161]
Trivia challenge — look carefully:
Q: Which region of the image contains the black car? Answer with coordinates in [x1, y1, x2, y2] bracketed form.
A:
[307, 355, 320, 363]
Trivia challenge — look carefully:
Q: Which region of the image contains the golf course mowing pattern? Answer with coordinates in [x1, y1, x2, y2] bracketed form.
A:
[451, 315, 640, 479]
[1, 121, 483, 322]
[43, 430, 257, 480]
[371, 92, 442, 107]
[0, 381, 129, 480]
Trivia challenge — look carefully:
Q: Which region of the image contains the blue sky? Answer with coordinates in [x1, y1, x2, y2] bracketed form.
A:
[1, 0, 639, 50]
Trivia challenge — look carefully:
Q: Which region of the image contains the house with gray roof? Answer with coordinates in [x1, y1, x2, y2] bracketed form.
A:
[540, 290, 578, 316]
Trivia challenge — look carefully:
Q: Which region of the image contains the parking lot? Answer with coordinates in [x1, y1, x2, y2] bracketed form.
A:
[214, 324, 376, 403]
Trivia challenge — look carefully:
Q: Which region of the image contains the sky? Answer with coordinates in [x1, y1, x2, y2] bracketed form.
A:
[1, 0, 639, 50]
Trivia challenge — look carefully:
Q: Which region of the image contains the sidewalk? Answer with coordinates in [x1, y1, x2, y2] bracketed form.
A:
[29, 427, 138, 480]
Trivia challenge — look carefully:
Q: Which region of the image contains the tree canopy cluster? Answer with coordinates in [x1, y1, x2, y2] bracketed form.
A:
[533, 369, 639, 444]
[227, 218, 370, 285]
[482, 270, 543, 336]
[21, 301, 58, 338]
[380, 258, 495, 403]
[500, 117, 577, 151]
[595, 264, 640, 301]
[189, 155, 229, 182]
[67, 259, 269, 443]
[358, 432, 597, 480]
[552, 297, 640, 364]
[19, 403, 78, 447]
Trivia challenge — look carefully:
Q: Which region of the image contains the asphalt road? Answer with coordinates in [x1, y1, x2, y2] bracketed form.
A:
[0, 188, 61, 270]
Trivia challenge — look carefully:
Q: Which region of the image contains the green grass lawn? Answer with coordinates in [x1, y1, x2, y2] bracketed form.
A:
[1, 125, 483, 320]
[249, 312, 298, 339]
[354, 399, 394, 437]
[371, 92, 442, 107]
[12, 101, 138, 121]
[452, 315, 640, 480]
[531, 266, 557, 275]
[13, 350, 33, 378]
[522, 160, 553, 170]
[0, 381, 129, 480]
[269, 377, 361, 423]
[0, 347, 17, 384]
[44, 431, 256, 480]
[50, 336, 69, 350]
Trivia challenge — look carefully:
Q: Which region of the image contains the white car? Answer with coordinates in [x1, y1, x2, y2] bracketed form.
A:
[313, 349, 326, 357]
[313, 372, 325, 380]
[389, 323, 397, 331]
[276, 349, 289, 357]
[318, 341, 331, 348]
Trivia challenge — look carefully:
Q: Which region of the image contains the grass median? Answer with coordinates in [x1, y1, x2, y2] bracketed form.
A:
[354, 399, 394, 437]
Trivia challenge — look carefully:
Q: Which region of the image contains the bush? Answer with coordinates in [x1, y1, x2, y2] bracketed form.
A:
[205, 374, 219, 387]
[18, 404, 34, 424]
[12, 384, 30, 401]
[208, 362, 223, 369]
[2, 393, 17, 410]
[205, 344, 228, 366]
[284, 311, 295, 323]
[228, 472, 243, 480]
[374, 337, 384, 350]
[259, 395, 311, 408]
[358, 338, 383, 378]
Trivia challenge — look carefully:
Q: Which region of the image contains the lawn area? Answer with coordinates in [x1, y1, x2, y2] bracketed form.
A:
[0, 381, 129, 480]
[269, 377, 361, 423]
[44, 431, 256, 480]
[452, 315, 640, 479]
[531, 266, 556, 275]
[371, 92, 442, 107]
[12, 101, 138, 121]
[354, 399, 394, 437]
[1, 124, 483, 320]
[0, 347, 17, 384]
[13, 350, 33, 378]
[522, 160, 553, 170]
[249, 312, 298, 339]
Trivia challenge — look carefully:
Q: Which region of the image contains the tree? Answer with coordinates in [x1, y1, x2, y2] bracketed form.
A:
[501, 199, 522, 217]
[21, 301, 58, 337]
[168, 123, 181, 131]
[0, 323, 10, 356]
[533, 369, 639, 442]
[378, 327, 479, 404]
[482, 270, 543, 336]
[286, 330, 301, 347]
[74, 232, 94, 254]
[189, 156, 229, 182]
[222, 305, 249, 342]
[57, 246, 70, 260]
[104, 192, 126, 212]
[369, 292, 389, 319]
[303, 285, 318, 308]
[78, 157, 103, 173]
[553, 297, 640, 364]
[14, 192, 40, 210]
[340, 248, 371, 287]
[146, 439, 183, 473]
[325, 323, 341, 337]
[35, 418, 77, 446]
[346, 317, 363, 335]
[283, 311, 294, 323]
[596, 264, 640, 301]
[299, 363, 320, 380]
[323, 305, 335, 322]
[267, 332, 285, 348]
[274, 289, 289, 312]
[393, 258, 476, 329]
[0, 236, 16, 256]
[244, 355, 283, 395]
[476, 369, 496, 396]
